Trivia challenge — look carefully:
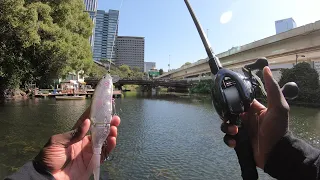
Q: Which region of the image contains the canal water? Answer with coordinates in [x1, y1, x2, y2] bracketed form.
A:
[0, 92, 320, 180]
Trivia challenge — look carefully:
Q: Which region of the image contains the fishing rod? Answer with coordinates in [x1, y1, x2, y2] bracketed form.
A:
[183, 0, 299, 179]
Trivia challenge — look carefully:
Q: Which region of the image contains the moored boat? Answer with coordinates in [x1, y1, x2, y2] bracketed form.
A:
[55, 96, 86, 100]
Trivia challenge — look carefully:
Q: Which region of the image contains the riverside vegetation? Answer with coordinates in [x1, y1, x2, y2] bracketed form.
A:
[0, 0, 93, 99]
[0, 0, 146, 100]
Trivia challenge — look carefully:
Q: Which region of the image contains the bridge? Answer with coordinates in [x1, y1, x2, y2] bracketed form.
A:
[156, 20, 320, 81]
[84, 78, 196, 89]
[87, 61, 197, 92]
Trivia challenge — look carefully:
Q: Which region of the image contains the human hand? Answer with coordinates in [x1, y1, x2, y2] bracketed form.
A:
[34, 107, 121, 180]
[221, 66, 290, 169]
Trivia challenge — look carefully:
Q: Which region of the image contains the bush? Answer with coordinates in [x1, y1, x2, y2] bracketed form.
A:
[190, 80, 212, 94]
[279, 62, 319, 90]
[294, 88, 320, 103]
[278, 62, 320, 103]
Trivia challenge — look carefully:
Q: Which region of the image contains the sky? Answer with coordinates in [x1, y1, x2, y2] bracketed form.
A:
[98, 0, 320, 71]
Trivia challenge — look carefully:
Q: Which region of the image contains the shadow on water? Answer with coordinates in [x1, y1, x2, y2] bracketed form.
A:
[289, 106, 320, 148]
[0, 98, 91, 178]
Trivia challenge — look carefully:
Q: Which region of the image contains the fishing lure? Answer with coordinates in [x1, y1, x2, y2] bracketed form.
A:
[89, 74, 118, 180]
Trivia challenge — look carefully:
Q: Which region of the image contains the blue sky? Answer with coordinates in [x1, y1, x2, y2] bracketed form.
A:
[98, 0, 320, 71]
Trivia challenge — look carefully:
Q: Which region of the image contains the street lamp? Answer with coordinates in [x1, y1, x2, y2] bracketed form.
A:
[168, 55, 171, 71]
[206, 29, 209, 38]
[296, 54, 305, 65]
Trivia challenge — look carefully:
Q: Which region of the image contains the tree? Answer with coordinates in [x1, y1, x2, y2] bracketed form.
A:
[190, 80, 212, 94]
[118, 65, 131, 74]
[159, 69, 164, 75]
[0, 0, 93, 95]
[117, 65, 131, 79]
[279, 62, 319, 90]
[181, 62, 192, 68]
[130, 67, 144, 79]
[278, 62, 320, 103]
[131, 66, 141, 72]
[88, 64, 146, 80]
[88, 64, 108, 78]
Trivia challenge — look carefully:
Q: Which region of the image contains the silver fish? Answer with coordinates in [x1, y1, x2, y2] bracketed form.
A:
[89, 74, 114, 180]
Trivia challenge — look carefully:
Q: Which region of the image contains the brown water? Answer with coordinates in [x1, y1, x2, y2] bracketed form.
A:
[0, 92, 319, 179]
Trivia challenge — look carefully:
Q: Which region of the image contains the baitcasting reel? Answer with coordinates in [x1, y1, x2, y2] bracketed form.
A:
[210, 57, 299, 179]
[211, 57, 299, 125]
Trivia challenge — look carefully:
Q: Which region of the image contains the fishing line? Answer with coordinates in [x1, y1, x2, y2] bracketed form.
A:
[256, 113, 260, 155]
[108, 0, 125, 72]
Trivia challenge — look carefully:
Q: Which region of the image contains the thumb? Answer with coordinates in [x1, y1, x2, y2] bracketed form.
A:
[50, 119, 91, 147]
[263, 67, 289, 110]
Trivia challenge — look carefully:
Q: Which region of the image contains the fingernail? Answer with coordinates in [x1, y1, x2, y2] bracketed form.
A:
[79, 119, 90, 130]
[228, 139, 236, 148]
[266, 67, 272, 76]
[80, 119, 88, 128]
[239, 113, 245, 118]
[228, 126, 237, 135]
[240, 113, 249, 122]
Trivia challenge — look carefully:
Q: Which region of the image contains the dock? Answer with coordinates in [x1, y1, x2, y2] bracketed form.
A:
[34, 90, 122, 98]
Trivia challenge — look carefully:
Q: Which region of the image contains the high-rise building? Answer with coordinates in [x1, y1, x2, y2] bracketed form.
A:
[93, 10, 119, 61]
[144, 62, 156, 72]
[106, 10, 119, 62]
[84, 0, 97, 12]
[83, 0, 97, 48]
[275, 18, 297, 34]
[116, 36, 145, 71]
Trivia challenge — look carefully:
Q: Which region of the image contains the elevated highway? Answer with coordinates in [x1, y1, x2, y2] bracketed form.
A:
[156, 21, 320, 80]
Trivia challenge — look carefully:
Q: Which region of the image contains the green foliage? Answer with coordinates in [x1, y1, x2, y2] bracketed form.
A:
[131, 66, 141, 72]
[159, 69, 164, 75]
[181, 62, 192, 68]
[116, 65, 143, 79]
[294, 88, 320, 103]
[109, 67, 124, 78]
[88, 64, 108, 78]
[279, 62, 320, 103]
[115, 65, 131, 79]
[190, 80, 212, 94]
[0, 0, 94, 92]
[123, 85, 139, 91]
[118, 65, 131, 74]
[87, 64, 146, 80]
[131, 67, 145, 80]
[279, 62, 319, 89]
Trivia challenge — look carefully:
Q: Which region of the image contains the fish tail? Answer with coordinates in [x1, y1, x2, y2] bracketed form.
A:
[93, 166, 100, 180]
[88, 153, 101, 180]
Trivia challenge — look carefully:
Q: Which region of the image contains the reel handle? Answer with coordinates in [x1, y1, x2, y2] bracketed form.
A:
[281, 82, 299, 100]
[244, 58, 269, 71]
[244, 58, 299, 100]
